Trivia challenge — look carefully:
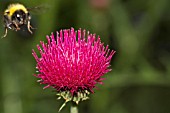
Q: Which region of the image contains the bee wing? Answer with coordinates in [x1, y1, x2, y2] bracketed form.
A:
[27, 4, 50, 14]
[0, 12, 4, 25]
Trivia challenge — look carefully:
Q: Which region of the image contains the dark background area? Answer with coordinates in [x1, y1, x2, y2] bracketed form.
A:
[0, 0, 170, 113]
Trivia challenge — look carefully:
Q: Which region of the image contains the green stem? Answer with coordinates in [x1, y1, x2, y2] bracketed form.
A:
[70, 102, 78, 113]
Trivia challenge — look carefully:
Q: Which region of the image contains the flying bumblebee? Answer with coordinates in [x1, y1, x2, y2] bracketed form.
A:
[2, 3, 34, 38]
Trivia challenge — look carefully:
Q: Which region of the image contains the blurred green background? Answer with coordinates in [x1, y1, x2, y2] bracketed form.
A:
[0, 0, 170, 113]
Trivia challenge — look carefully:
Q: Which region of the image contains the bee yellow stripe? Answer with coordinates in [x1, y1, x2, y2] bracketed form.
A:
[8, 3, 28, 16]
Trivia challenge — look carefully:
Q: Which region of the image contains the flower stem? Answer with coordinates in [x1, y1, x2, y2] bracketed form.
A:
[70, 102, 78, 113]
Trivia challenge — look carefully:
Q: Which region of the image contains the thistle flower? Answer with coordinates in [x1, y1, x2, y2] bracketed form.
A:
[32, 28, 115, 111]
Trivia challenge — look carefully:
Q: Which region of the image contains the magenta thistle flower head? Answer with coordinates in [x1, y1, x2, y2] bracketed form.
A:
[32, 28, 115, 111]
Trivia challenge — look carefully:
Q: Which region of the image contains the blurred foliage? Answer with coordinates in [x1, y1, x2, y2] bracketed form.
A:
[0, 0, 170, 113]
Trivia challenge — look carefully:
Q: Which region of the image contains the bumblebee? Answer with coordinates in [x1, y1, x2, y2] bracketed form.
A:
[2, 3, 34, 38]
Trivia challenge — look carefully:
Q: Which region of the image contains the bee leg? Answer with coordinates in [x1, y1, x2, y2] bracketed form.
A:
[30, 24, 36, 29]
[27, 21, 33, 34]
[13, 22, 20, 31]
[1, 27, 8, 38]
